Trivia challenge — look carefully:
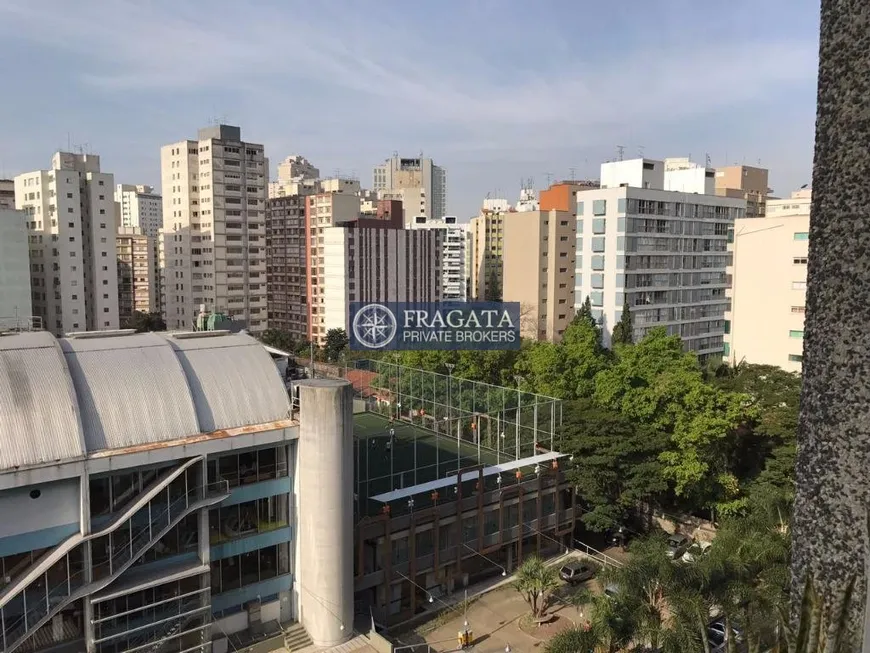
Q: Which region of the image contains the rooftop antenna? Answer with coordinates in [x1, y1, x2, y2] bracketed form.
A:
[569, 167, 576, 181]
[617, 145, 625, 161]
[543, 172, 554, 187]
[706, 153, 712, 167]
[638, 146, 645, 158]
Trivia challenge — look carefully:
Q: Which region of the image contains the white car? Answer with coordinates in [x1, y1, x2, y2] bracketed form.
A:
[681, 540, 712, 563]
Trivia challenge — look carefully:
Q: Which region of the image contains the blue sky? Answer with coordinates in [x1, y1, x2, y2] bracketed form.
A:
[0, 0, 820, 218]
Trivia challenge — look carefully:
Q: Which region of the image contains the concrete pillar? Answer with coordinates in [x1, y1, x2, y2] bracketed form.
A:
[296, 379, 353, 647]
[792, 0, 870, 646]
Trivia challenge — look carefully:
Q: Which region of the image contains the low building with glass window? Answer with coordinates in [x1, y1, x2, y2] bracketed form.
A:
[575, 157, 746, 357]
[0, 329, 354, 653]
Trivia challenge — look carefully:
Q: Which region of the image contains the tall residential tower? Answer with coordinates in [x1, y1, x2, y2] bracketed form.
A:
[14, 152, 120, 334]
[159, 125, 268, 331]
[373, 155, 447, 220]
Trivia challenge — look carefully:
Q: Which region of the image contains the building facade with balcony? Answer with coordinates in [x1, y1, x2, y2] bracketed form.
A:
[159, 125, 268, 332]
[116, 226, 155, 324]
[0, 330, 355, 653]
[408, 215, 468, 301]
[575, 158, 746, 356]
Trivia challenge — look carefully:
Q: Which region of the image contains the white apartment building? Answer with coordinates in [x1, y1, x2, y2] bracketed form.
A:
[15, 152, 120, 335]
[725, 189, 811, 372]
[269, 154, 320, 198]
[115, 183, 163, 239]
[409, 215, 468, 301]
[321, 226, 442, 334]
[373, 155, 447, 219]
[0, 209, 33, 327]
[160, 124, 268, 331]
[575, 158, 745, 356]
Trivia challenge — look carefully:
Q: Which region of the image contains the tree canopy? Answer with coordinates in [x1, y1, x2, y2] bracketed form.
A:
[124, 311, 166, 333]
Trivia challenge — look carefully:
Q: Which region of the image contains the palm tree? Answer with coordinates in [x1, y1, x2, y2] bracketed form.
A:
[513, 556, 559, 619]
[599, 535, 678, 651]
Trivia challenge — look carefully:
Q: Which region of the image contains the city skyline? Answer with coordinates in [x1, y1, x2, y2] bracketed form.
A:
[0, 0, 820, 218]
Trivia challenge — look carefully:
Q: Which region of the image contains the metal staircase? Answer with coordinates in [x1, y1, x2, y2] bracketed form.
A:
[96, 594, 211, 653]
[0, 457, 229, 653]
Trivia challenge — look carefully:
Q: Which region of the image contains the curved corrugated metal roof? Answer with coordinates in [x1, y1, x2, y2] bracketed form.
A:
[60, 334, 200, 452]
[163, 332, 291, 432]
[0, 330, 291, 472]
[0, 332, 86, 468]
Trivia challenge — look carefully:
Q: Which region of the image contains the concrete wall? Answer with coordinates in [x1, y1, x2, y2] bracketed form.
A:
[0, 209, 33, 323]
[0, 478, 80, 542]
[296, 379, 353, 647]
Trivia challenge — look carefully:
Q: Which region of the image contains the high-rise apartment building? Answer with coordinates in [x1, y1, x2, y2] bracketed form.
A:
[539, 180, 599, 212]
[0, 209, 33, 328]
[574, 158, 745, 356]
[503, 210, 577, 341]
[725, 189, 811, 372]
[715, 164, 769, 218]
[304, 192, 362, 343]
[115, 184, 163, 239]
[268, 154, 320, 198]
[468, 207, 509, 300]
[0, 179, 14, 209]
[159, 124, 268, 331]
[116, 226, 155, 324]
[14, 152, 120, 335]
[321, 225, 442, 334]
[266, 194, 308, 338]
[408, 215, 468, 301]
[372, 156, 446, 220]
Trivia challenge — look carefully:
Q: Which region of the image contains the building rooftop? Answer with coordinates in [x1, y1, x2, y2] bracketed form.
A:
[0, 330, 291, 473]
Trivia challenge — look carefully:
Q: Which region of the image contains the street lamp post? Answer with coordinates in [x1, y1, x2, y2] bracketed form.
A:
[514, 375, 524, 460]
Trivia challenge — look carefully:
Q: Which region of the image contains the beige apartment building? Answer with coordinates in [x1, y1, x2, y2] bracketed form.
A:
[715, 165, 769, 218]
[305, 192, 361, 343]
[373, 155, 446, 220]
[725, 189, 811, 373]
[15, 152, 120, 335]
[0, 179, 14, 209]
[468, 208, 508, 300]
[116, 226, 155, 324]
[159, 124, 268, 331]
[503, 210, 576, 341]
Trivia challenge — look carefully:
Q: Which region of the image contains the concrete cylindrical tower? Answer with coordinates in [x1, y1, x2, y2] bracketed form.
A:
[297, 379, 354, 647]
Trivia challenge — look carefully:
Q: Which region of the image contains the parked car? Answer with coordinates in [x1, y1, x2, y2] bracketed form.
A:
[681, 540, 712, 564]
[603, 582, 621, 600]
[707, 619, 743, 651]
[665, 533, 691, 559]
[559, 562, 596, 584]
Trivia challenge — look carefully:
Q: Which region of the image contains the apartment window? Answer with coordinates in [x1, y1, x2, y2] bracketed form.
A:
[66, 193, 73, 198]
[788, 354, 804, 363]
[591, 273, 604, 289]
[724, 320, 731, 335]
[577, 201, 584, 216]
[591, 291, 604, 306]
[591, 237, 606, 253]
[793, 257, 808, 265]
[592, 218, 606, 234]
[68, 208, 74, 213]
[792, 281, 807, 290]
[794, 232, 809, 241]
[591, 255, 605, 271]
[723, 342, 730, 356]
[68, 222, 74, 228]
[617, 198, 627, 213]
[789, 330, 804, 339]
[103, 308, 109, 313]
[592, 199, 607, 216]
[791, 306, 806, 314]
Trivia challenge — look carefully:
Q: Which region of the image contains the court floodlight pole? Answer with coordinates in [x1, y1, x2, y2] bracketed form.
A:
[514, 376, 523, 461]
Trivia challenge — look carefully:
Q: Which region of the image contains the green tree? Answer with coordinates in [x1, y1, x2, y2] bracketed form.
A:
[323, 328, 349, 362]
[124, 311, 166, 333]
[259, 328, 296, 352]
[594, 328, 755, 504]
[560, 398, 668, 531]
[484, 268, 502, 301]
[513, 556, 559, 618]
[610, 296, 633, 346]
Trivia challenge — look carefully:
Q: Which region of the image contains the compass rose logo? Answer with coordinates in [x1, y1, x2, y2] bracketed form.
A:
[352, 303, 398, 349]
